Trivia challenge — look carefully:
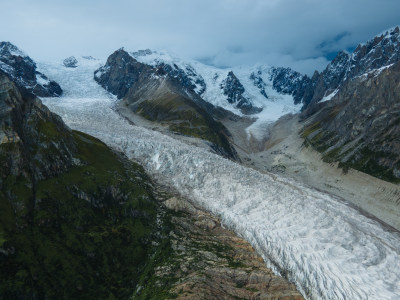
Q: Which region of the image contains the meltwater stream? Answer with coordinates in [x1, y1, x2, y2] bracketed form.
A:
[39, 60, 400, 300]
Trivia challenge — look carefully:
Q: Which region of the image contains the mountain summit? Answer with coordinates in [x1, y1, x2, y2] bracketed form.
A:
[0, 42, 62, 97]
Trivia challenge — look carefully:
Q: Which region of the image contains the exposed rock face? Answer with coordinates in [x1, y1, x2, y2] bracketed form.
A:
[96, 49, 207, 101]
[94, 48, 154, 98]
[300, 61, 400, 183]
[0, 41, 62, 97]
[247, 66, 316, 106]
[221, 71, 259, 113]
[160, 62, 207, 95]
[249, 71, 269, 99]
[269, 67, 311, 104]
[63, 56, 78, 68]
[295, 27, 400, 183]
[131, 49, 208, 97]
[136, 194, 304, 300]
[95, 49, 238, 159]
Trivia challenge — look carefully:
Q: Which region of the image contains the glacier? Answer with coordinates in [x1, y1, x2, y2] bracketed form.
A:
[38, 58, 400, 300]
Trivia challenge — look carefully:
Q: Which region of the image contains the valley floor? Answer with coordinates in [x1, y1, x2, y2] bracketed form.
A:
[38, 60, 400, 299]
[227, 114, 400, 231]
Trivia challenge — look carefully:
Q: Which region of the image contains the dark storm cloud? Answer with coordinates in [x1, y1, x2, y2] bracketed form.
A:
[0, 0, 399, 74]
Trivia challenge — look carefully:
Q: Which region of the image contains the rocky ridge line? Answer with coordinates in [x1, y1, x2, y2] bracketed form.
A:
[0, 41, 62, 97]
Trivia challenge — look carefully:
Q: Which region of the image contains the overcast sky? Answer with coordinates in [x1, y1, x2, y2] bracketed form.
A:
[0, 0, 399, 75]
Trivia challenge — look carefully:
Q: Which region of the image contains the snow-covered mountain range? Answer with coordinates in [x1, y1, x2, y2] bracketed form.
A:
[1, 25, 400, 300]
[131, 49, 302, 116]
[96, 48, 302, 121]
[36, 53, 400, 300]
[93, 26, 400, 138]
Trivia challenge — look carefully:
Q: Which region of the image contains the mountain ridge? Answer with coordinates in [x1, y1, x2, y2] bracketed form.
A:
[297, 26, 400, 108]
[0, 42, 62, 97]
[94, 48, 239, 159]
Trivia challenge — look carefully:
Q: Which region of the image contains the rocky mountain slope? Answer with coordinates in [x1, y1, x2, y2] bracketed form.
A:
[95, 48, 238, 159]
[136, 193, 303, 300]
[303, 26, 400, 108]
[301, 60, 400, 183]
[298, 26, 400, 183]
[0, 42, 62, 97]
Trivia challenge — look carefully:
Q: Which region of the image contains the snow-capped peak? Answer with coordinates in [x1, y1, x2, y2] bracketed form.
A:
[0, 41, 62, 97]
[375, 25, 400, 42]
[0, 41, 28, 58]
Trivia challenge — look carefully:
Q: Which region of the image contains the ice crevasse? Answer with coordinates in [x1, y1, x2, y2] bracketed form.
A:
[39, 60, 400, 300]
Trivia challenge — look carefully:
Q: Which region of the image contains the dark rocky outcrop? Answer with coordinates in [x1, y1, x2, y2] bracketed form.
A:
[161, 62, 207, 96]
[221, 71, 261, 113]
[269, 67, 312, 105]
[95, 48, 238, 159]
[94, 48, 154, 99]
[248, 66, 314, 106]
[63, 56, 78, 68]
[0, 71, 73, 182]
[0, 41, 62, 97]
[250, 71, 269, 99]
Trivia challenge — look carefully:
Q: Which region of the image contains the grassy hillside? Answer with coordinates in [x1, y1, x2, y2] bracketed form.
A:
[135, 94, 235, 158]
[0, 129, 162, 299]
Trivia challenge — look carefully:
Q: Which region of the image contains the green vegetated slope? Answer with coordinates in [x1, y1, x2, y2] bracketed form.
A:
[135, 94, 234, 158]
[0, 72, 170, 299]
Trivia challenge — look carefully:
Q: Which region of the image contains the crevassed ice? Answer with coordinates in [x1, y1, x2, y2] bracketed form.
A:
[39, 60, 400, 300]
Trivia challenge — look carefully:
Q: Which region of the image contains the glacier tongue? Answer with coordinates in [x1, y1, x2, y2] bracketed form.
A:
[39, 60, 400, 300]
